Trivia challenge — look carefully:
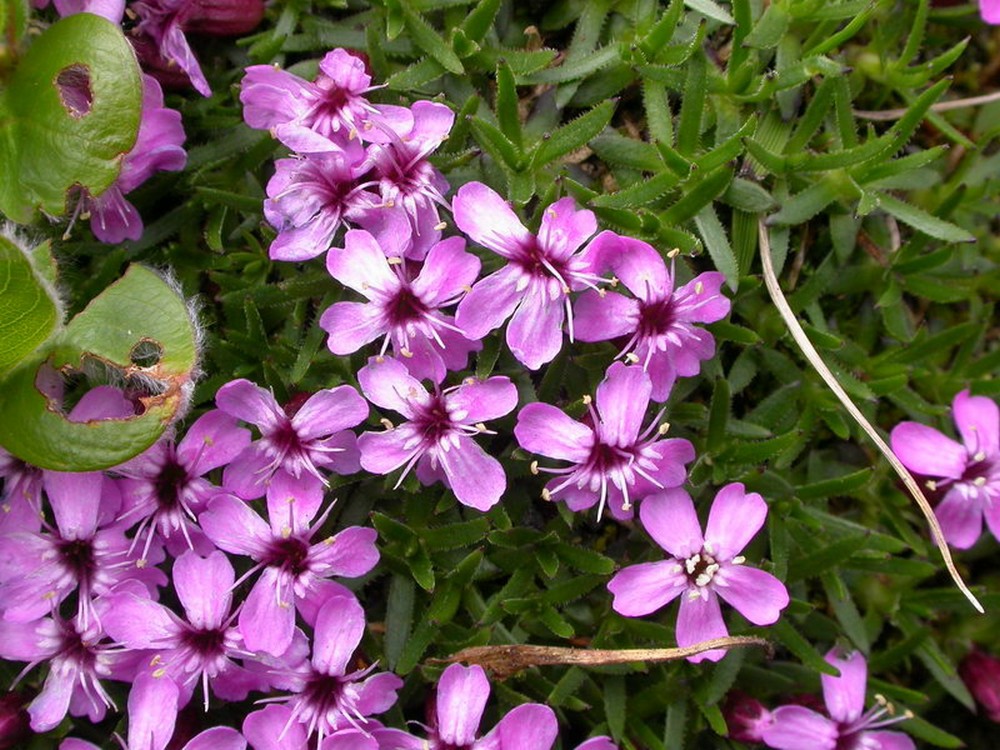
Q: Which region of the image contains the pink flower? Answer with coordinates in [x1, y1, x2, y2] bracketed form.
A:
[263, 145, 379, 262]
[357, 357, 517, 511]
[723, 690, 774, 743]
[960, 649, 1000, 723]
[277, 594, 402, 744]
[199, 472, 379, 657]
[216, 380, 368, 500]
[373, 663, 558, 750]
[573, 233, 730, 401]
[0, 448, 44, 536]
[240, 49, 412, 152]
[607, 483, 789, 662]
[320, 230, 481, 383]
[453, 182, 608, 370]
[514, 362, 694, 521]
[84, 75, 186, 243]
[101, 551, 268, 710]
[982, 0, 1000, 23]
[890, 389, 1000, 549]
[761, 650, 914, 750]
[114, 410, 251, 559]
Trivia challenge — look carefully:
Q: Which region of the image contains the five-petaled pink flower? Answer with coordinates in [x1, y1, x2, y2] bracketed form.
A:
[373, 663, 559, 750]
[890, 389, 1000, 549]
[453, 182, 609, 370]
[607, 483, 789, 662]
[320, 230, 480, 384]
[515, 362, 694, 521]
[357, 357, 517, 511]
[761, 650, 914, 750]
[574, 232, 730, 402]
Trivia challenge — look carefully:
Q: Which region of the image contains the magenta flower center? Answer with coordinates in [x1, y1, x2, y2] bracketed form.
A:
[387, 285, 429, 326]
[683, 550, 721, 588]
[263, 536, 311, 575]
[637, 296, 676, 339]
[58, 538, 96, 582]
[414, 397, 457, 444]
[154, 459, 190, 512]
[181, 626, 227, 661]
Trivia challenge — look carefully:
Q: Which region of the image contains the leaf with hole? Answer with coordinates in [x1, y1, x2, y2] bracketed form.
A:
[0, 14, 142, 223]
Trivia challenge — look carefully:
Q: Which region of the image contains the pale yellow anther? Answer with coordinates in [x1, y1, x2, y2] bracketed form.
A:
[667, 247, 681, 258]
[625, 352, 640, 364]
[401, 348, 414, 358]
[582, 394, 593, 405]
[658, 422, 671, 435]
[43, 590, 57, 601]
[975, 477, 987, 487]
[731, 555, 746, 565]
[324, 536, 334, 545]
[387, 256, 404, 265]
[281, 526, 292, 539]
[609, 276, 619, 287]
[597, 288, 607, 298]
[1, 504, 9, 514]
[286, 495, 295, 504]
[385, 200, 395, 208]
[530, 461, 540, 476]
[461, 285, 473, 294]
[541, 488, 552, 501]
[434, 221, 447, 231]
[348, 127, 358, 140]
[474, 422, 488, 432]
[135, 558, 148, 569]
[150, 655, 162, 667]
[695, 282, 704, 295]
[621, 499, 632, 511]
[380, 418, 395, 431]
[974, 451, 987, 462]
[204, 436, 215, 446]
[152, 668, 167, 678]
[375, 355, 386, 363]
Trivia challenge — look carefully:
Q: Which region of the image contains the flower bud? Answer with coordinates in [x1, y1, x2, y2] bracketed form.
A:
[723, 690, 772, 743]
[960, 650, 1000, 723]
[0, 691, 32, 750]
[183, 0, 265, 36]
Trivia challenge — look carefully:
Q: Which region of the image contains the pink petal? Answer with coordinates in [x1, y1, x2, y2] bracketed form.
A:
[292, 385, 368, 439]
[446, 377, 518, 424]
[311, 526, 380, 578]
[222, 443, 274, 499]
[199, 493, 272, 558]
[953, 390, 999, 457]
[676, 591, 728, 663]
[713, 565, 788, 625]
[44, 471, 103, 540]
[319, 302, 389, 356]
[327, 230, 399, 297]
[981, 0, 1000, 23]
[638, 489, 704, 559]
[98, 592, 181, 648]
[639, 438, 695, 491]
[312, 595, 364, 676]
[478, 704, 558, 750]
[506, 290, 564, 371]
[453, 182, 533, 258]
[761, 706, 838, 750]
[595, 363, 651, 447]
[216, 380, 284, 434]
[437, 435, 506, 511]
[408, 100, 455, 144]
[703, 483, 767, 560]
[575, 739, 617, 750]
[240, 569, 295, 657]
[537, 197, 597, 261]
[173, 550, 234, 629]
[177, 410, 252, 475]
[514, 403, 593, 462]
[88, 187, 143, 243]
[240, 65, 310, 130]
[935, 488, 984, 549]
[821, 649, 868, 723]
[160, 23, 210, 96]
[606, 235, 670, 302]
[890, 422, 966, 479]
[28, 668, 75, 732]
[573, 290, 636, 342]
[320, 729, 379, 750]
[243, 705, 309, 750]
[435, 664, 490, 746]
[607, 560, 687, 617]
[645, 350, 678, 403]
[411, 237, 481, 308]
[354, 671, 403, 716]
[358, 425, 422, 475]
[673, 272, 731, 323]
[182, 727, 247, 750]
[265, 471, 324, 535]
[455, 265, 524, 340]
[357, 357, 426, 418]
[269, 212, 341, 262]
[127, 672, 180, 750]
[861, 731, 916, 750]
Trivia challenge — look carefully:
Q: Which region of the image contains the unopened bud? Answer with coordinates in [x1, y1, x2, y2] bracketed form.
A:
[722, 691, 773, 743]
[960, 650, 1000, 723]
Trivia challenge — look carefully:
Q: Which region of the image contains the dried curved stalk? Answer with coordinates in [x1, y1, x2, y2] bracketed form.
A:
[435, 636, 772, 679]
[854, 90, 1000, 121]
[757, 219, 983, 613]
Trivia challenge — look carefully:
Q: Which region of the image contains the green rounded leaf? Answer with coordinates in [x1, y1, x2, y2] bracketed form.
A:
[0, 266, 198, 471]
[0, 232, 60, 377]
[0, 13, 141, 223]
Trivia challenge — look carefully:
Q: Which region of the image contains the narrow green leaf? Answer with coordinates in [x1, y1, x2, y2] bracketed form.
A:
[693, 204, 739, 291]
[605, 676, 626, 741]
[470, 117, 523, 170]
[532, 99, 616, 167]
[399, 0, 465, 74]
[676, 50, 706, 155]
[684, 0, 735, 24]
[460, 0, 500, 43]
[384, 574, 415, 669]
[877, 193, 975, 243]
[770, 618, 841, 675]
[743, 4, 790, 49]
[495, 61, 523, 148]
